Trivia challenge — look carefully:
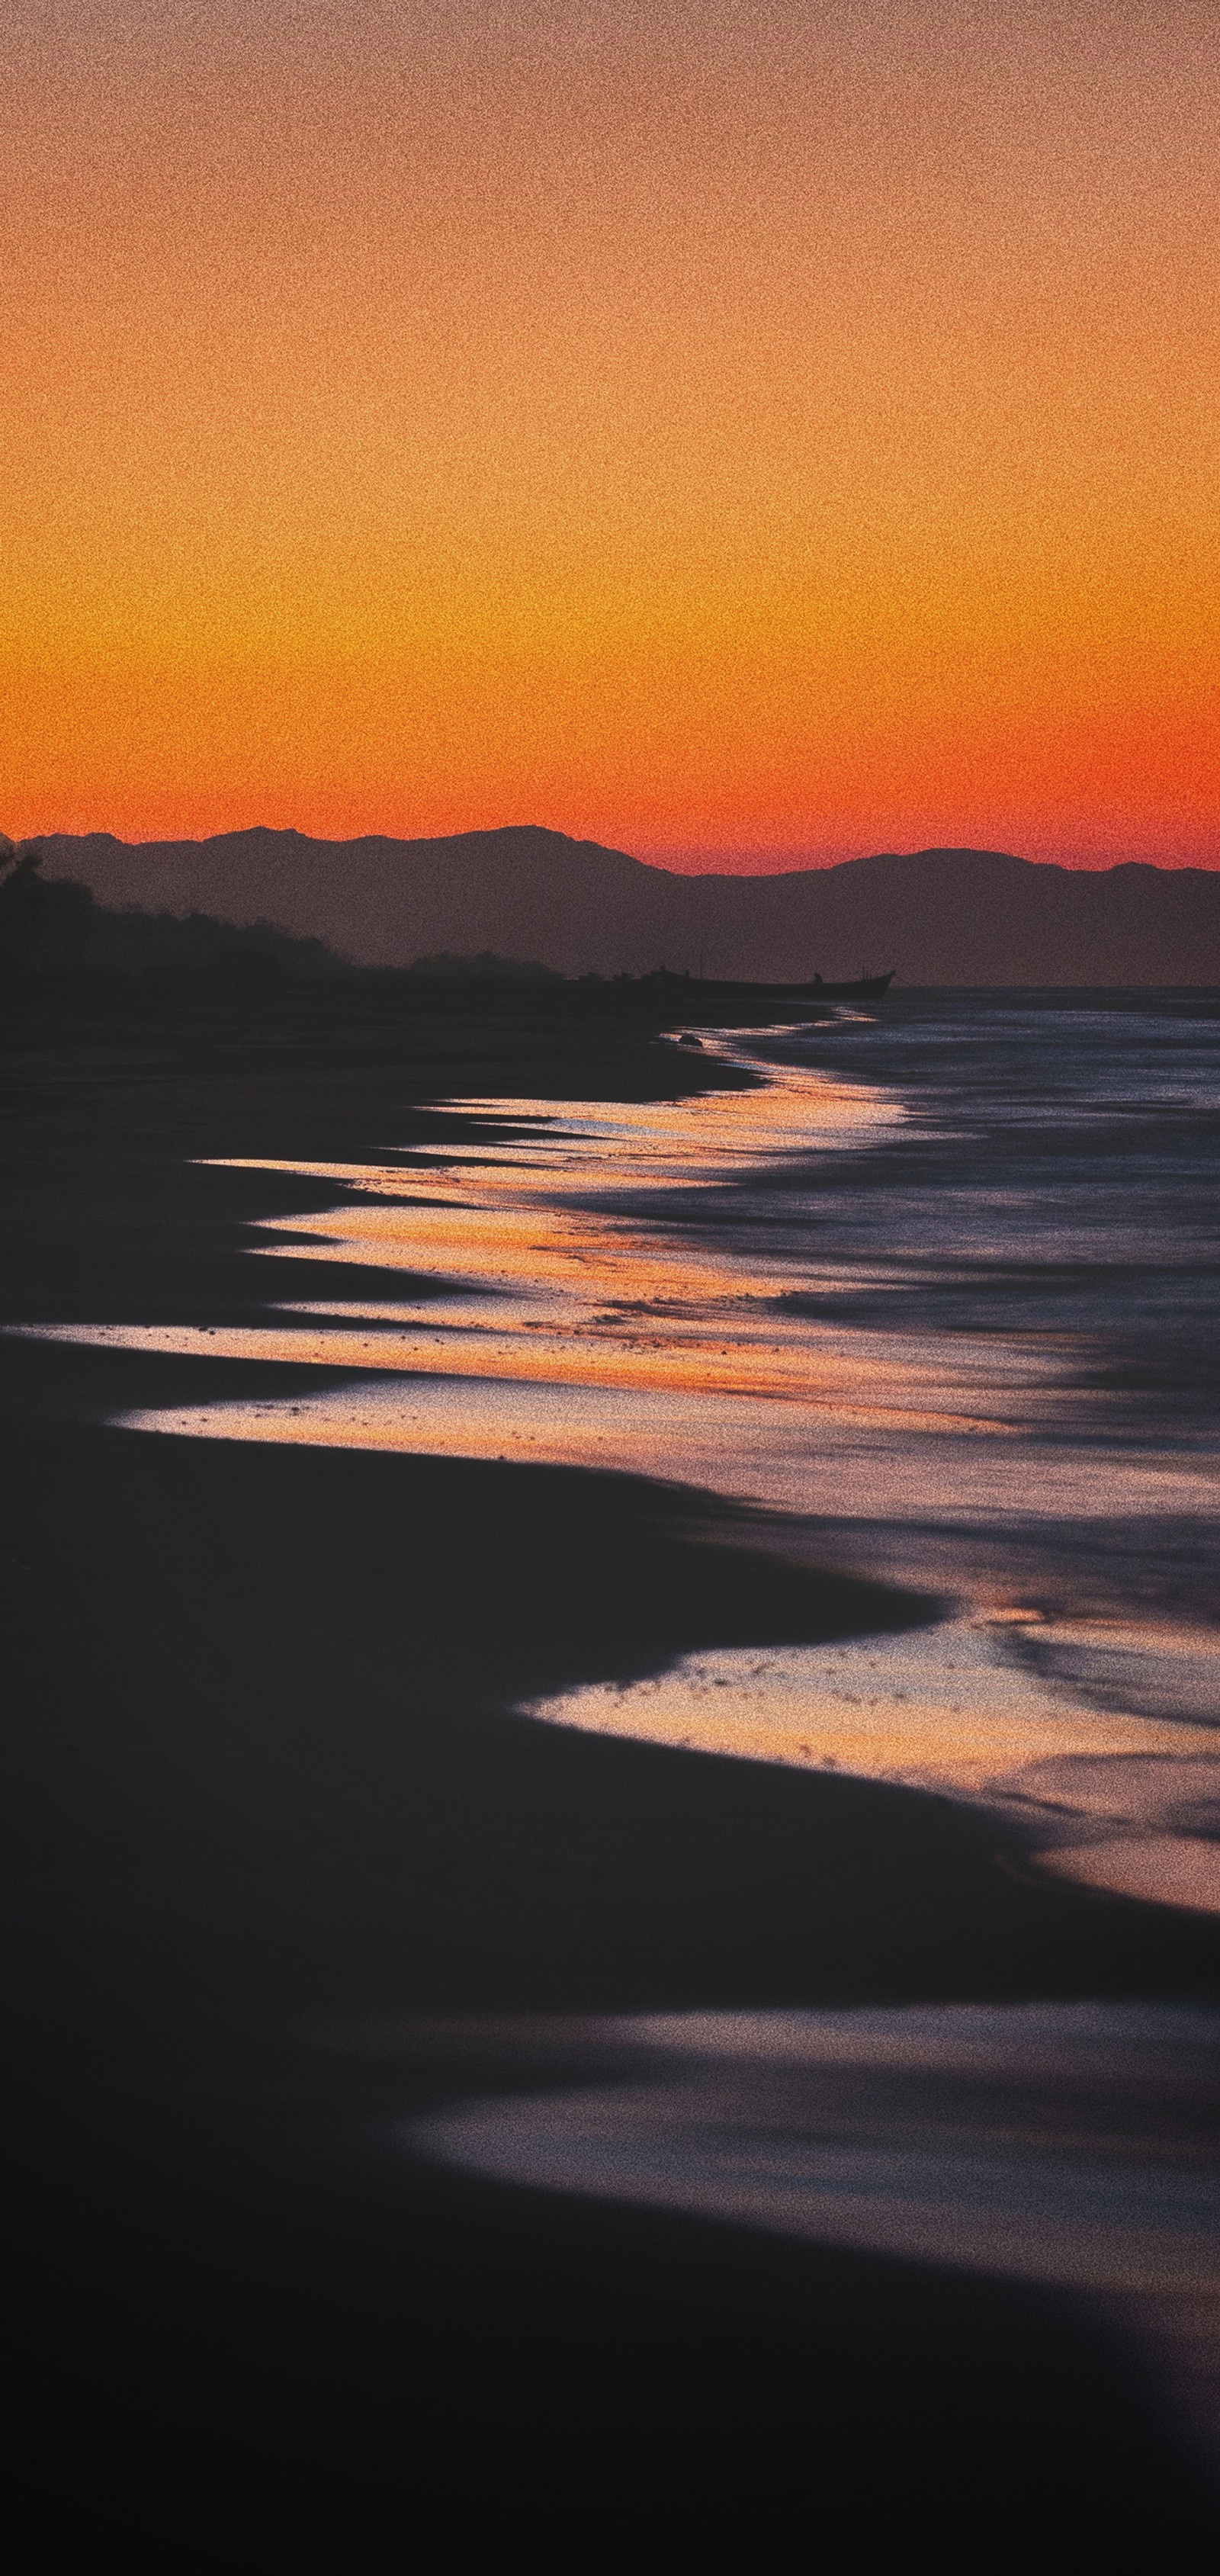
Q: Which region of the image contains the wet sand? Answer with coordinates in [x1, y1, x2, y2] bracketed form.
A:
[4, 1007, 1219, 2550]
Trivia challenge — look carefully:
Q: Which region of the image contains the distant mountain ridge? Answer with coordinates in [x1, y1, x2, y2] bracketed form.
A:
[32, 826, 1220, 984]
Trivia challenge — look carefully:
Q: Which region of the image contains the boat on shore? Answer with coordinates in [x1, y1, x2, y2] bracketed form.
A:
[791, 970, 895, 1002]
[642, 965, 896, 1014]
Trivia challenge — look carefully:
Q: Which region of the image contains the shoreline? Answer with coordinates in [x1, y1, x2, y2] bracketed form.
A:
[6, 1006, 1219, 2060]
[4, 1004, 1219, 2544]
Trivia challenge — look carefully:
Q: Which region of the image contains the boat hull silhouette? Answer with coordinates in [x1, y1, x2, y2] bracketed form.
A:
[645, 967, 895, 1011]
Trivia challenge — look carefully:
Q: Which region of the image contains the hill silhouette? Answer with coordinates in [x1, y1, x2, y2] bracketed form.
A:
[29, 825, 1220, 984]
[0, 846, 347, 982]
[0, 846, 773, 1034]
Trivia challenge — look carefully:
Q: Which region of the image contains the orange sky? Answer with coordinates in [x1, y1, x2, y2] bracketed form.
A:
[3, 2, 1217, 869]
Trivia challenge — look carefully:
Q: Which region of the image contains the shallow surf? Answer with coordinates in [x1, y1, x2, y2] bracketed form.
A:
[13, 986, 1219, 1914]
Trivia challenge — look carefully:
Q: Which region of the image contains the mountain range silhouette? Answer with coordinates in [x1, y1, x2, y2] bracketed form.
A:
[32, 826, 1220, 984]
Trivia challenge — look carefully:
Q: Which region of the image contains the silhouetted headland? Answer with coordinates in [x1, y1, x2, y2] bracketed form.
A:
[0, 843, 884, 1040]
[26, 821, 1220, 982]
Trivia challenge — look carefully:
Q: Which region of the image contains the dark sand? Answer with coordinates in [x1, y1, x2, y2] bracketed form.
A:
[5, 1004, 1219, 2552]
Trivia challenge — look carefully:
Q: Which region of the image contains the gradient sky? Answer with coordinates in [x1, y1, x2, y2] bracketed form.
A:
[3, 2, 1217, 867]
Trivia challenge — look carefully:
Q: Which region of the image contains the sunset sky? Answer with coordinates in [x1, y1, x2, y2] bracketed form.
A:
[4, 2, 1217, 869]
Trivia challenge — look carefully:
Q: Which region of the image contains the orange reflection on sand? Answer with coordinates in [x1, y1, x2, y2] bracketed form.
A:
[18, 1312, 1013, 1432]
[13, 1038, 1220, 1922]
[11, 1042, 1212, 1525]
[170, 1052, 1020, 1428]
[525, 1621, 1219, 1783]
[525, 1620, 1220, 1917]
[213, 1060, 891, 1353]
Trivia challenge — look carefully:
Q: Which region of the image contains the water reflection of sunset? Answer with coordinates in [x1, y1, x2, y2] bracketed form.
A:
[9, 1019, 1219, 1916]
[12, 1035, 1214, 1524]
[6, 1049, 1046, 1439]
[527, 1624, 1220, 1921]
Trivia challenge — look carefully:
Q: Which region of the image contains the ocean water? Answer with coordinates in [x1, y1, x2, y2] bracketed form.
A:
[14, 984, 1220, 2451]
[21, 986, 1220, 1913]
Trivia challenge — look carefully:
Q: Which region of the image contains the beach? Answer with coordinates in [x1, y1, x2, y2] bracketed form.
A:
[4, 991, 1219, 2551]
